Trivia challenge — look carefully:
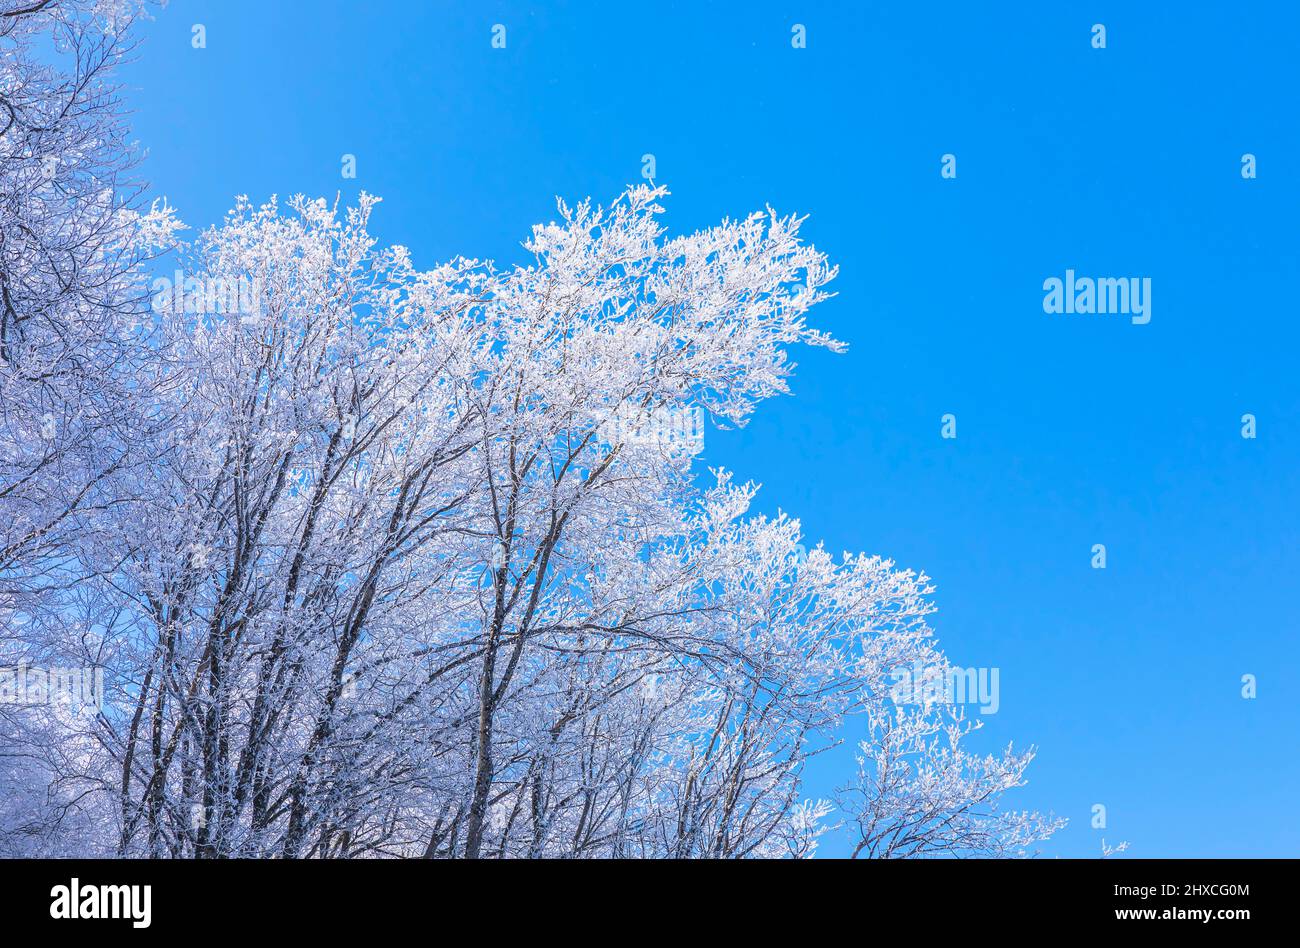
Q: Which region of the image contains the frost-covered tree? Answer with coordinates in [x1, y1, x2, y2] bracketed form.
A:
[0, 7, 1061, 859]
[841, 700, 1066, 858]
[0, 0, 177, 852]
[1, 185, 1059, 859]
[0, 0, 175, 586]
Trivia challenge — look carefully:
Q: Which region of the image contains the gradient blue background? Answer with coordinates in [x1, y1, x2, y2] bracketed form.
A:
[118, 1, 1299, 857]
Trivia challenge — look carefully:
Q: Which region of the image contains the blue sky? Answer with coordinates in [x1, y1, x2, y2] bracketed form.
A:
[120, 1, 1299, 857]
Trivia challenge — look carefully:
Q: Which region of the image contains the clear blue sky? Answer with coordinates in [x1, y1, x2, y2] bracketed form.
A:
[120, 1, 1299, 857]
